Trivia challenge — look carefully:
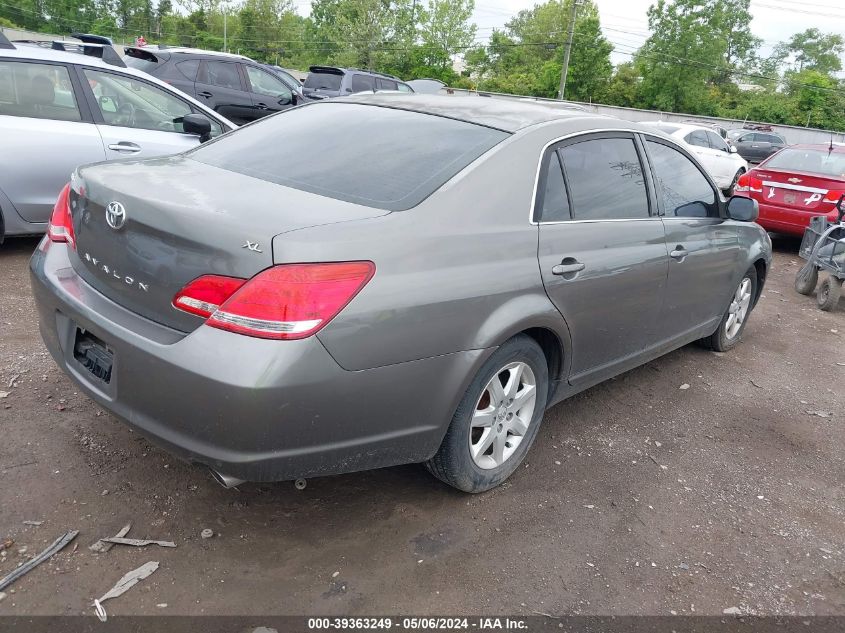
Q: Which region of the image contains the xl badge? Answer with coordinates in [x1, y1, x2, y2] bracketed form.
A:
[242, 240, 262, 253]
[105, 201, 127, 230]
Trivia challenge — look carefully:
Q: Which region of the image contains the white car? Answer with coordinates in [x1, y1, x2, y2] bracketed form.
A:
[643, 122, 748, 192]
[0, 34, 235, 240]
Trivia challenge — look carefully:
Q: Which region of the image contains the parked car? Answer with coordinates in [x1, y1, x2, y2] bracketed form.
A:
[643, 122, 748, 191]
[31, 95, 770, 493]
[406, 78, 446, 94]
[683, 119, 728, 139]
[123, 46, 298, 124]
[727, 128, 786, 163]
[0, 34, 234, 241]
[733, 143, 845, 236]
[302, 66, 413, 99]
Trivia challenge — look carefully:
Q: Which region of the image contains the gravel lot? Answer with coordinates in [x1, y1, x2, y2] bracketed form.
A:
[0, 235, 843, 617]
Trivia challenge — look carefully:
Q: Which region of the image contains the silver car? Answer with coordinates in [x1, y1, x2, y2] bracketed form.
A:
[30, 95, 771, 492]
[0, 35, 234, 240]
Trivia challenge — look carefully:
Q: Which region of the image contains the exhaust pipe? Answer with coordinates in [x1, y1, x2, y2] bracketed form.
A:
[208, 468, 246, 489]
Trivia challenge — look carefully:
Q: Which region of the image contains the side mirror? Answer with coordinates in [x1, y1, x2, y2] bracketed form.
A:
[729, 145, 738, 154]
[727, 195, 758, 222]
[182, 113, 212, 143]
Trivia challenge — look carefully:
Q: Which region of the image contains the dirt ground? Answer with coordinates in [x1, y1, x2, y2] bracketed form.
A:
[0, 235, 843, 617]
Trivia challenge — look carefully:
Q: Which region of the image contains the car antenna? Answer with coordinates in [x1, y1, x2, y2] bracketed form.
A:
[830, 132, 834, 154]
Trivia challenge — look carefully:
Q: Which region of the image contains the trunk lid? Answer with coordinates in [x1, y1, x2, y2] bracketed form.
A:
[750, 167, 845, 213]
[71, 156, 387, 332]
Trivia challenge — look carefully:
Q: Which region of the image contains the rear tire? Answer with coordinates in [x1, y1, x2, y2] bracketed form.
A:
[701, 267, 757, 352]
[817, 276, 842, 311]
[426, 335, 549, 493]
[794, 264, 818, 296]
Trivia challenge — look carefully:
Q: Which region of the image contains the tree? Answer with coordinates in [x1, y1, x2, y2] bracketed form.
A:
[417, 0, 476, 72]
[783, 28, 844, 75]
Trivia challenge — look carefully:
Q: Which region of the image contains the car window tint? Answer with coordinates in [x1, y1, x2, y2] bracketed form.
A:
[201, 61, 241, 90]
[687, 130, 709, 147]
[245, 65, 291, 99]
[377, 78, 398, 91]
[190, 102, 509, 211]
[396, 82, 412, 92]
[0, 60, 81, 122]
[84, 69, 192, 133]
[350, 74, 375, 92]
[537, 151, 569, 222]
[764, 134, 783, 144]
[304, 71, 342, 91]
[706, 131, 728, 151]
[763, 148, 845, 178]
[175, 59, 200, 81]
[646, 140, 718, 218]
[559, 138, 649, 220]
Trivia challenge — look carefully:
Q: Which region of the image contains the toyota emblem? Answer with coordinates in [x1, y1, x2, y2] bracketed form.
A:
[105, 201, 127, 230]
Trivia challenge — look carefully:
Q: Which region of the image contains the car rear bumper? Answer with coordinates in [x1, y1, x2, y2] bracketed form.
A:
[755, 201, 837, 237]
[30, 239, 484, 482]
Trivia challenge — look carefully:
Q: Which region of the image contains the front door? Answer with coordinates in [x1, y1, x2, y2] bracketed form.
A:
[243, 64, 294, 119]
[195, 60, 253, 123]
[643, 137, 740, 337]
[536, 133, 669, 384]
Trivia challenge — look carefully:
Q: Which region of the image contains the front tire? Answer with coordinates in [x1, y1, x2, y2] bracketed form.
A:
[817, 276, 842, 311]
[701, 267, 757, 352]
[426, 335, 549, 493]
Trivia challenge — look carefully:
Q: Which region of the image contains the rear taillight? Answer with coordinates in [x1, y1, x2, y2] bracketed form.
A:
[172, 275, 246, 318]
[173, 262, 375, 340]
[47, 183, 75, 248]
[822, 190, 845, 205]
[734, 173, 762, 194]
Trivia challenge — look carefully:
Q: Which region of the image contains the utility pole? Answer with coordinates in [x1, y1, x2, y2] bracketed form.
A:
[223, 9, 227, 53]
[557, 0, 578, 100]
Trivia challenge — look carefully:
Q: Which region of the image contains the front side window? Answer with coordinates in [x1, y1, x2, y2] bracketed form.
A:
[706, 131, 728, 152]
[245, 65, 292, 100]
[200, 61, 242, 90]
[84, 69, 192, 133]
[646, 140, 718, 218]
[396, 82, 413, 93]
[350, 74, 375, 93]
[559, 137, 649, 220]
[190, 102, 509, 211]
[0, 61, 81, 122]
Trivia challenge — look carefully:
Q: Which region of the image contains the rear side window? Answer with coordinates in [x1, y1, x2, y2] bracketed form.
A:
[175, 59, 200, 81]
[536, 151, 569, 222]
[304, 71, 342, 91]
[559, 138, 649, 220]
[0, 60, 81, 121]
[350, 74, 375, 92]
[646, 140, 718, 218]
[685, 130, 709, 148]
[190, 102, 509, 211]
[199, 61, 242, 90]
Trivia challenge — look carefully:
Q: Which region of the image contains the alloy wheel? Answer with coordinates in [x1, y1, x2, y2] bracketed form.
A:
[469, 362, 537, 469]
[725, 277, 752, 339]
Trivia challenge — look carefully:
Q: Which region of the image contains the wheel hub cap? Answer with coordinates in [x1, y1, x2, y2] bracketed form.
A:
[725, 277, 752, 340]
[469, 361, 537, 470]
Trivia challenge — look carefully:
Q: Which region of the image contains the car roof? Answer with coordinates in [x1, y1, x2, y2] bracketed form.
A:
[340, 94, 609, 133]
[138, 46, 253, 62]
[0, 42, 236, 129]
[642, 121, 713, 137]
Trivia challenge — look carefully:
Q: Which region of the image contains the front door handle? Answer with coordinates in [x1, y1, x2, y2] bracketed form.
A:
[255, 102, 268, 109]
[198, 91, 213, 98]
[670, 246, 688, 260]
[107, 142, 141, 153]
[552, 259, 586, 275]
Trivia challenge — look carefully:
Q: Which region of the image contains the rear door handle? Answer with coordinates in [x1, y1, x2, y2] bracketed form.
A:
[198, 91, 213, 98]
[107, 142, 141, 153]
[552, 260, 586, 275]
[255, 102, 268, 109]
[670, 246, 688, 260]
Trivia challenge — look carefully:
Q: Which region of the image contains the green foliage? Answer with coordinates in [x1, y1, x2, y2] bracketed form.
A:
[0, 16, 20, 28]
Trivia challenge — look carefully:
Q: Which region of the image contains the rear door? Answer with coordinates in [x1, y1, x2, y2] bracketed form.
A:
[643, 137, 740, 337]
[194, 60, 253, 123]
[349, 73, 376, 94]
[536, 133, 669, 384]
[79, 67, 224, 160]
[243, 64, 294, 117]
[0, 59, 104, 223]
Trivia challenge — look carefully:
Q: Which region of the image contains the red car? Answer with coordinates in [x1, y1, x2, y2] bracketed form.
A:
[734, 143, 845, 236]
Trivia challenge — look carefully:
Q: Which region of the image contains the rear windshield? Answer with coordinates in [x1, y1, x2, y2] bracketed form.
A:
[304, 71, 343, 91]
[764, 148, 845, 179]
[190, 102, 509, 211]
[124, 49, 160, 73]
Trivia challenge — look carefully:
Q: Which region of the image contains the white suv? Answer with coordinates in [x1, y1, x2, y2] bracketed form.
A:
[0, 33, 235, 240]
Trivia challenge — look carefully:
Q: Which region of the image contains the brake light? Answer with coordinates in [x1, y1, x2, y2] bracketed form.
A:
[734, 173, 762, 193]
[822, 190, 845, 205]
[47, 184, 75, 248]
[173, 275, 246, 318]
[173, 262, 375, 340]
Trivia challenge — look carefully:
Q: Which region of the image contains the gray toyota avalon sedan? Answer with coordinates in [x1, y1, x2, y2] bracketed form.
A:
[30, 95, 772, 493]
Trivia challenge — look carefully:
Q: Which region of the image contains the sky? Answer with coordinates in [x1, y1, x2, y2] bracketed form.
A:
[469, 0, 845, 66]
